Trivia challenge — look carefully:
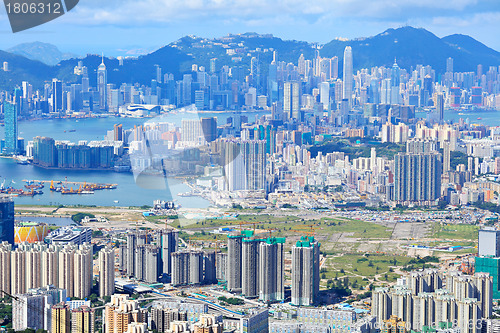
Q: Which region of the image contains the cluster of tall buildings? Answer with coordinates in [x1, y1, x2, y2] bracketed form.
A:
[0, 241, 93, 298]
[372, 269, 492, 333]
[13, 285, 95, 333]
[121, 229, 178, 283]
[171, 250, 216, 286]
[31, 136, 121, 169]
[227, 234, 285, 303]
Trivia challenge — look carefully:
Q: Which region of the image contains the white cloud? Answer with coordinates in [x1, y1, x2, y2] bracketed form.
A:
[60, 0, 486, 26]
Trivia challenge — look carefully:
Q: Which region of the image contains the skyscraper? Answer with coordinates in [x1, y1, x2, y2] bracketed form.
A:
[227, 235, 243, 293]
[291, 236, 320, 306]
[223, 139, 266, 192]
[97, 57, 107, 111]
[52, 79, 63, 113]
[342, 46, 353, 108]
[3, 102, 19, 155]
[99, 246, 115, 297]
[436, 93, 444, 123]
[283, 81, 300, 120]
[394, 152, 442, 204]
[259, 238, 285, 303]
[0, 196, 14, 244]
[242, 239, 260, 298]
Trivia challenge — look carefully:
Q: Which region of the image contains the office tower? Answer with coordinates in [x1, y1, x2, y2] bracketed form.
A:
[319, 82, 330, 110]
[52, 303, 71, 333]
[330, 56, 339, 79]
[227, 235, 243, 292]
[114, 124, 123, 141]
[259, 238, 285, 303]
[475, 256, 500, 299]
[443, 141, 451, 173]
[52, 79, 63, 113]
[391, 60, 401, 105]
[394, 152, 442, 204]
[447, 57, 454, 73]
[3, 102, 19, 155]
[242, 239, 260, 298]
[0, 196, 14, 244]
[343, 46, 353, 107]
[104, 294, 147, 333]
[436, 93, 445, 123]
[160, 229, 178, 275]
[283, 81, 300, 120]
[192, 314, 223, 333]
[201, 117, 218, 143]
[99, 246, 115, 297]
[98, 57, 107, 111]
[291, 237, 320, 306]
[478, 227, 500, 257]
[210, 58, 217, 73]
[223, 139, 266, 192]
[12, 293, 53, 331]
[181, 119, 205, 145]
[71, 306, 95, 333]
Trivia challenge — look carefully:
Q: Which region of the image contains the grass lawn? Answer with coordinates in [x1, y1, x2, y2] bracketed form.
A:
[432, 223, 478, 240]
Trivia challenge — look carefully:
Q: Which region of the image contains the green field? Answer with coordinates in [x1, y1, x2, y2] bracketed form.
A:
[432, 223, 478, 240]
[321, 253, 439, 289]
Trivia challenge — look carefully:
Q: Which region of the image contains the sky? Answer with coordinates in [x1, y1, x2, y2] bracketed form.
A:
[1, 0, 500, 57]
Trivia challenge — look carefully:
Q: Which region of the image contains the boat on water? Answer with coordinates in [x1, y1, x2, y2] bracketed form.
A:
[477, 117, 482, 120]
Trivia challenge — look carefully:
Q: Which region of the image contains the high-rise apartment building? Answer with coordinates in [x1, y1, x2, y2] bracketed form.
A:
[104, 294, 147, 333]
[227, 235, 243, 293]
[394, 152, 442, 204]
[71, 306, 95, 333]
[51, 303, 71, 333]
[259, 238, 285, 303]
[223, 139, 266, 192]
[99, 246, 115, 297]
[291, 236, 320, 306]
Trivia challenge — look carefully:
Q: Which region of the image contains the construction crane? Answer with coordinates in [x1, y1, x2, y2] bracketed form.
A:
[295, 224, 321, 234]
[291, 230, 316, 237]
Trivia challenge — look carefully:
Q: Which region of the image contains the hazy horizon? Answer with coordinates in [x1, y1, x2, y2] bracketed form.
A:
[0, 0, 499, 57]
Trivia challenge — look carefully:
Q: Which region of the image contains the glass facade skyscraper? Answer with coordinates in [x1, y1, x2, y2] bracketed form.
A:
[3, 101, 18, 155]
[0, 196, 14, 245]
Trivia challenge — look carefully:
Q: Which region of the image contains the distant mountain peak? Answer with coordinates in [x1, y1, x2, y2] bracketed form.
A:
[6, 41, 78, 66]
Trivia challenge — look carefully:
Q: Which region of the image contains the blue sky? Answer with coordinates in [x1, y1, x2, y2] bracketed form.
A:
[1, 0, 500, 56]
